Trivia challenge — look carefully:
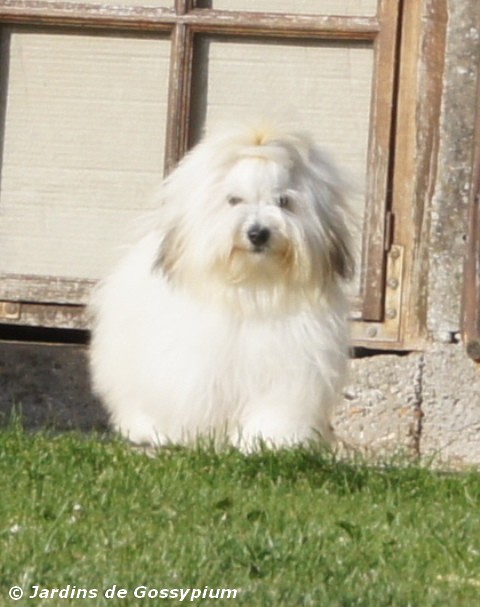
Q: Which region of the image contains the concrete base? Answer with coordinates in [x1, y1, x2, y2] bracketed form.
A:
[0, 341, 479, 466]
[335, 344, 480, 466]
[334, 351, 423, 457]
[421, 344, 480, 467]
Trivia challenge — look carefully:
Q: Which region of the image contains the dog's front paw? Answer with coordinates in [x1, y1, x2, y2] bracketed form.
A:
[232, 421, 313, 454]
[113, 413, 168, 448]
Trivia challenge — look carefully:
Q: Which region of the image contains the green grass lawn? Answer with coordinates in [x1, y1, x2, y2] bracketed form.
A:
[1, 423, 480, 607]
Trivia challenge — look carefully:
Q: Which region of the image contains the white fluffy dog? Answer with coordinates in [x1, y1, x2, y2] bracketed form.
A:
[90, 121, 354, 450]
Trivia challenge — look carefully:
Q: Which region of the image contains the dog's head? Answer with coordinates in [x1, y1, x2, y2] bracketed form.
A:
[154, 122, 355, 308]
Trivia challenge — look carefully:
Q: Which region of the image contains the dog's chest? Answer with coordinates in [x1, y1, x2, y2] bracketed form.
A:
[199, 311, 327, 388]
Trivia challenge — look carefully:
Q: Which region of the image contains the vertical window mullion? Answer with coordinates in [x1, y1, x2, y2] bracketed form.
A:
[163, 0, 195, 174]
[164, 20, 194, 172]
[360, 0, 402, 321]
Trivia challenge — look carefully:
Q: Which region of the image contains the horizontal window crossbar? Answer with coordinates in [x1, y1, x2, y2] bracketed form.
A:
[0, 2, 379, 38]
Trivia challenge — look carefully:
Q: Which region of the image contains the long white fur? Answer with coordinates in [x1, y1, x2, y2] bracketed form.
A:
[89, 121, 354, 450]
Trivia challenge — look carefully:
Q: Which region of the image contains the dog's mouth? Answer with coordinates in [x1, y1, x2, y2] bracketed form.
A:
[250, 243, 269, 254]
[231, 243, 270, 257]
[225, 237, 295, 286]
[228, 224, 289, 266]
[233, 240, 273, 255]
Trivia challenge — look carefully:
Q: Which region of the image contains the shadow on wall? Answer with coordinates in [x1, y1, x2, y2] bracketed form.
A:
[0, 336, 109, 433]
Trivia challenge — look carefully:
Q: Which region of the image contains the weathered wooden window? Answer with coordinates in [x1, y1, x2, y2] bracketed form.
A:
[0, 0, 432, 350]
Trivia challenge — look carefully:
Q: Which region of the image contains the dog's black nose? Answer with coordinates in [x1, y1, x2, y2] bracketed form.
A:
[247, 225, 271, 248]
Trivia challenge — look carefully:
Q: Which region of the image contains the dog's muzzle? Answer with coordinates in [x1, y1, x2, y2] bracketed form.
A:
[247, 224, 271, 252]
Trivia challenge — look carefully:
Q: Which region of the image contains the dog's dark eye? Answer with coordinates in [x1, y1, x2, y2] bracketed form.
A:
[228, 195, 243, 206]
[277, 195, 290, 209]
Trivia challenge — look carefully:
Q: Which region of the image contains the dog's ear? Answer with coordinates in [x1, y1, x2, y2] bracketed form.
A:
[328, 223, 355, 280]
[153, 227, 183, 277]
[307, 144, 356, 281]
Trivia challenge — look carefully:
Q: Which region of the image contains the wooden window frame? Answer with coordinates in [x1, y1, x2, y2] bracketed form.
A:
[462, 68, 480, 363]
[0, 0, 420, 349]
[378, 0, 448, 351]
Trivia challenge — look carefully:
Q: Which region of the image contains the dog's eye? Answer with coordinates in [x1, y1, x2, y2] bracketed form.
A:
[277, 195, 290, 209]
[227, 195, 244, 206]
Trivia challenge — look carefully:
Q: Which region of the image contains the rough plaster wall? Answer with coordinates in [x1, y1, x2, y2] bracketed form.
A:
[421, 344, 480, 466]
[335, 345, 480, 466]
[334, 352, 422, 456]
[426, 0, 480, 341]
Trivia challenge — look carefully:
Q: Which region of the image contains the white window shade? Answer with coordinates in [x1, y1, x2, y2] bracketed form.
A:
[0, 30, 170, 280]
[211, 0, 377, 17]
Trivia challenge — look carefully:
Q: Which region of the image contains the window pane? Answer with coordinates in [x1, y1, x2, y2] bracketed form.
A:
[42, 0, 173, 5]
[210, 0, 377, 17]
[0, 30, 170, 280]
[190, 37, 374, 294]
